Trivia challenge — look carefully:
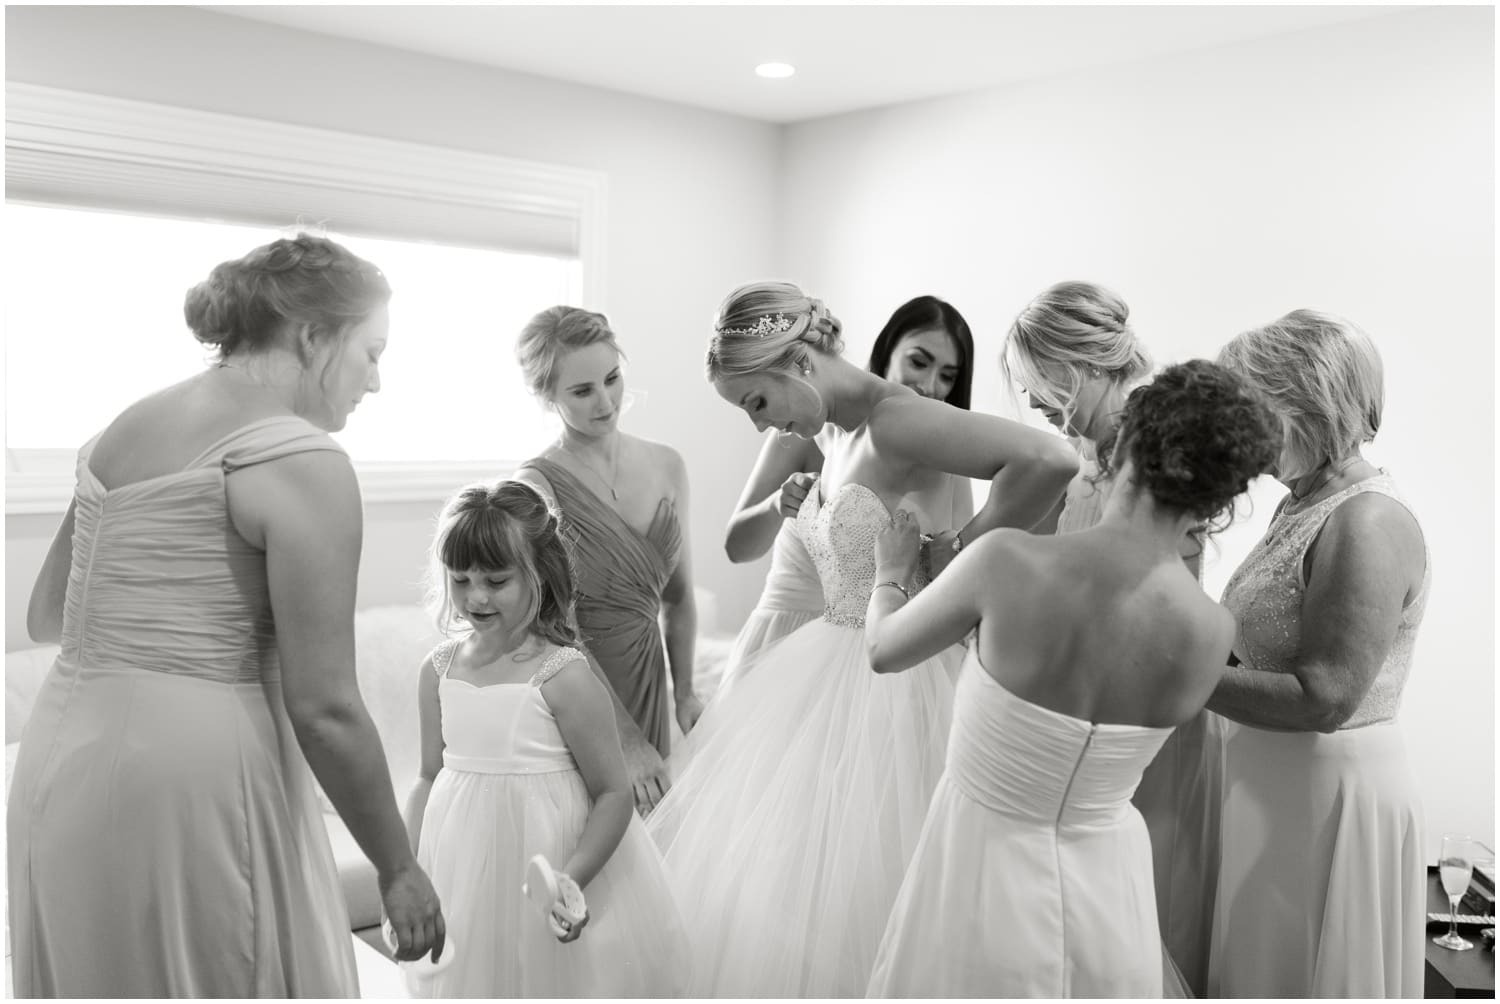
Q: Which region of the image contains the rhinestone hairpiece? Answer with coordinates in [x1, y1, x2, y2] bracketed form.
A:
[719, 313, 794, 339]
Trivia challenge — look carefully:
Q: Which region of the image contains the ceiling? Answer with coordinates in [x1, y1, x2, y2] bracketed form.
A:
[207, 4, 1408, 124]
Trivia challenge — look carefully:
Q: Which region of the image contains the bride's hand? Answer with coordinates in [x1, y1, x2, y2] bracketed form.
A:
[875, 509, 921, 586]
[924, 529, 963, 580]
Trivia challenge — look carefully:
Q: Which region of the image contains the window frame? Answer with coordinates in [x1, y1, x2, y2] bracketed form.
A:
[4, 83, 606, 514]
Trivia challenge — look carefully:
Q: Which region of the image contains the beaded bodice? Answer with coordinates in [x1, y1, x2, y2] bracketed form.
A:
[1221, 474, 1428, 729]
[796, 482, 929, 629]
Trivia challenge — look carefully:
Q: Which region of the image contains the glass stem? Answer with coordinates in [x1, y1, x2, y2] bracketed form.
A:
[1450, 894, 1461, 939]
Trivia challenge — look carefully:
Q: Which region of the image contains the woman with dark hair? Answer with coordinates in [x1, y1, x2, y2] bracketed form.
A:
[864, 360, 1279, 997]
[714, 294, 976, 695]
[10, 234, 444, 996]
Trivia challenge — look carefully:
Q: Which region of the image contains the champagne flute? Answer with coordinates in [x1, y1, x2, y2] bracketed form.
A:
[1434, 834, 1475, 951]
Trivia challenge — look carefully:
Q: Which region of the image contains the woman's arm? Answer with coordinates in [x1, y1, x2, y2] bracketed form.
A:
[865, 512, 991, 674]
[1207, 494, 1422, 732]
[544, 658, 635, 890]
[660, 449, 702, 735]
[230, 451, 443, 961]
[27, 500, 78, 644]
[724, 432, 825, 563]
[403, 654, 446, 854]
[517, 465, 672, 812]
[871, 396, 1077, 569]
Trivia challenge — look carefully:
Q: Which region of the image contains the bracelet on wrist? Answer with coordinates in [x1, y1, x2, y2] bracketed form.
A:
[874, 580, 911, 601]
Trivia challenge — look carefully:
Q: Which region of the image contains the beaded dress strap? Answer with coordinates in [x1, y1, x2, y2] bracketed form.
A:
[531, 646, 587, 687]
[431, 639, 461, 678]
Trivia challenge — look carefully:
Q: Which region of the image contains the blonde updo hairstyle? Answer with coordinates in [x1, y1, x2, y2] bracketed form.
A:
[183, 233, 390, 369]
[705, 281, 845, 382]
[1216, 309, 1384, 482]
[1002, 281, 1152, 437]
[516, 306, 625, 402]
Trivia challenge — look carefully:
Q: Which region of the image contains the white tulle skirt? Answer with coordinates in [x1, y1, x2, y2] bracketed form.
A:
[410, 766, 688, 998]
[647, 618, 961, 997]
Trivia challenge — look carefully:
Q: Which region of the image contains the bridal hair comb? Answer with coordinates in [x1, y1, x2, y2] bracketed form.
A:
[718, 313, 794, 339]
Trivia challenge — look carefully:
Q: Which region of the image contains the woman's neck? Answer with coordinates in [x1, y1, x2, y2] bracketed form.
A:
[824, 358, 895, 432]
[213, 351, 303, 413]
[557, 422, 621, 460]
[1098, 479, 1198, 559]
[1282, 453, 1372, 511]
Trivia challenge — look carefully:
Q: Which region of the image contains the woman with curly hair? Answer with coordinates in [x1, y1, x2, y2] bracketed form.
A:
[862, 360, 1279, 997]
[1001, 280, 1220, 994]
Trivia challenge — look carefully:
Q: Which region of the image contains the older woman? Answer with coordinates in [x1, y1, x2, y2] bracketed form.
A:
[1209, 310, 1429, 998]
[515, 306, 697, 813]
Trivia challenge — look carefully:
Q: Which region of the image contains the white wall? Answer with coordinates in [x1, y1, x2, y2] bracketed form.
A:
[3, 5, 782, 648]
[778, 7, 1494, 857]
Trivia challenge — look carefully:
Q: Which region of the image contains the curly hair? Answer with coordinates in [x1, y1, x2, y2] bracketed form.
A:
[1097, 359, 1280, 534]
[427, 480, 582, 647]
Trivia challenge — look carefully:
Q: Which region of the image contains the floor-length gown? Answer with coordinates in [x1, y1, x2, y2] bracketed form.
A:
[6, 417, 358, 997]
[409, 642, 688, 998]
[524, 457, 681, 756]
[647, 480, 962, 997]
[1210, 474, 1428, 998]
[1058, 458, 1221, 996]
[868, 647, 1170, 997]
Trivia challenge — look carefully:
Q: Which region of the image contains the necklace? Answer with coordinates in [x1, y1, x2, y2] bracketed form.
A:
[557, 436, 621, 502]
[1285, 456, 1361, 512]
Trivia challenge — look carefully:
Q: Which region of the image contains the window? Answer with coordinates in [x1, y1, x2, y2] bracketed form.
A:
[5, 83, 605, 512]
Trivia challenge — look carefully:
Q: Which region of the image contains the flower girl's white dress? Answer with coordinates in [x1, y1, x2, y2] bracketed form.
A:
[410, 642, 688, 998]
[647, 481, 962, 997]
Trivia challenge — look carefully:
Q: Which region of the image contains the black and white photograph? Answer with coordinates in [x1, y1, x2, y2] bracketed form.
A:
[3, 3, 1493, 998]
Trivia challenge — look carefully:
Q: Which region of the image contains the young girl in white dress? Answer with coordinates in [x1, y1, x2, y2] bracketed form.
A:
[863, 360, 1281, 997]
[646, 281, 1078, 997]
[403, 480, 688, 997]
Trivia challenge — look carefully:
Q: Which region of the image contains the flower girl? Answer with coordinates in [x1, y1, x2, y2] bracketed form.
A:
[403, 480, 687, 997]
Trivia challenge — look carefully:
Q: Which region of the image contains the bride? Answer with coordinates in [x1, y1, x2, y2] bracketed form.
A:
[645, 281, 1077, 997]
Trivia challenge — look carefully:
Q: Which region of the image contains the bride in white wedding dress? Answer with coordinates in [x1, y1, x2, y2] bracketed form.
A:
[645, 281, 1077, 997]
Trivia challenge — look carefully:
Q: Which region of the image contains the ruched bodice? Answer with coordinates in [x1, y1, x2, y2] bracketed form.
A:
[948, 648, 1172, 827]
[869, 648, 1171, 997]
[797, 482, 930, 628]
[63, 417, 341, 684]
[431, 641, 580, 775]
[757, 521, 824, 612]
[8, 414, 357, 997]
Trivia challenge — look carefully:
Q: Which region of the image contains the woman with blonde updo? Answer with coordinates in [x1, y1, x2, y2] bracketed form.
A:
[1003, 280, 1220, 995]
[9, 234, 444, 996]
[1209, 310, 1429, 998]
[715, 294, 978, 696]
[513, 306, 697, 815]
[646, 281, 1077, 997]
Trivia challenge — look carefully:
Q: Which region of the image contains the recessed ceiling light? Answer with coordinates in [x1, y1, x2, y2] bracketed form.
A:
[755, 62, 796, 80]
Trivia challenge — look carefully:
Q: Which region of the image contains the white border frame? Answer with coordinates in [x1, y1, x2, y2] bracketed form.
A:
[5, 84, 607, 514]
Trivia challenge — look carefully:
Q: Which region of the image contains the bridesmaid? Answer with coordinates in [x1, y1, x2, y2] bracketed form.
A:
[515, 306, 696, 813]
[863, 360, 1279, 997]
[9, 235, 443, 996]
[1002, 280, 1217, 994]
[1208, 310, 1429, 998]
[716, 295, 976, 694]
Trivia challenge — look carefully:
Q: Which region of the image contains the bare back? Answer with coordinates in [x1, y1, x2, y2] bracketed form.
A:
[975, 528, 1233, 729]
